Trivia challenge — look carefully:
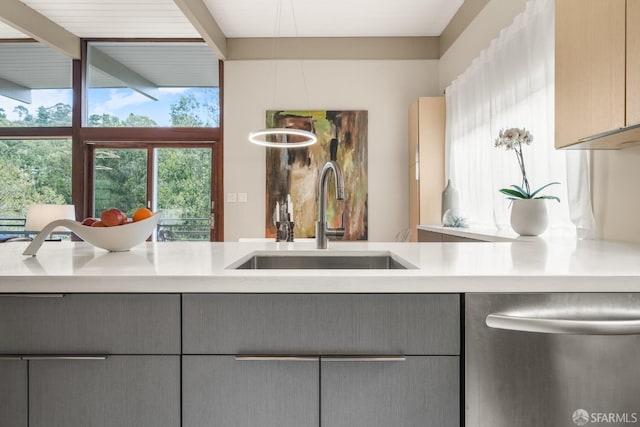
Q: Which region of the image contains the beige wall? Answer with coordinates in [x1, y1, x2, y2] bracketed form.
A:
[224, 59, 439, 242]
[592, 147, 640, 242]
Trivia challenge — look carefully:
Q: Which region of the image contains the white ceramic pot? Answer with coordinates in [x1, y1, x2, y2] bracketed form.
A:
[510, 199, 548, 236]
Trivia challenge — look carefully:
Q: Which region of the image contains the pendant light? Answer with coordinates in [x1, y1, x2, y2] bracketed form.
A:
[247, 0, 317, 148]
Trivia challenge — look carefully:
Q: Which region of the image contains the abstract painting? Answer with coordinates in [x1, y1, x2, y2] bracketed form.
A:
[265, 110, 368, 240]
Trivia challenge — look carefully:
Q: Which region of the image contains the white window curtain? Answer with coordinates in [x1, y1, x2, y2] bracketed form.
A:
[445, 0, 595, 237]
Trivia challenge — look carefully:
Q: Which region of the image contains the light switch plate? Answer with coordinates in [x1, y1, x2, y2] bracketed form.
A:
[238, 193, 248, 203]
[227, 193, 237, 203]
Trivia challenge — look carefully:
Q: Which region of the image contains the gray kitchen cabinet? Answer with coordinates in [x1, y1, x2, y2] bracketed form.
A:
[0, 294, 181, 427]
[182, 294, 460, 355]
[182, 294, 461, 427]
[321, 356, 460, 427]
[0, 294, 181, 354]
[0, 360, 27, 427]
[183, 356, 319, 427]
[29, 355, 180, 427]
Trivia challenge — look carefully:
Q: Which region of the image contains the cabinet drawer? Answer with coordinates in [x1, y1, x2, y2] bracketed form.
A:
[29, 355, 180, 427]
[322, 356, 459, 427]
[183, 356, 318, 427]
[0, 294, 180, 354]
[0, 360, 27, 427]
[183, 294, 460, 355]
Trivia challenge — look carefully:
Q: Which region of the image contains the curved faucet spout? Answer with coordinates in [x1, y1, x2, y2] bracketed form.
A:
[316, 161, 345, 249]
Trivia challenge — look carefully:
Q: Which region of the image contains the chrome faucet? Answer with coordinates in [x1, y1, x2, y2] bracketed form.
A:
[316, 161, 345, 249]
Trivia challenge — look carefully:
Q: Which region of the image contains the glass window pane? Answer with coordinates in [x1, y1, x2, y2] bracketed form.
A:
[0, 43, 72, 127]
[87, 42, 219, 128]
[155, 148, 211, 241]
[93, 148, 147, 217]
[0, 138, 72, 235]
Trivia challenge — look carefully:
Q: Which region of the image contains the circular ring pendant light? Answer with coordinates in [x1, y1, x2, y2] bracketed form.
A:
[248, 0, 317, 148]
[249, 128, 317, 148]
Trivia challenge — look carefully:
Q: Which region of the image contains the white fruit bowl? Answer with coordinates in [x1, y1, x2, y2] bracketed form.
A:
[23, 212, 162, 256]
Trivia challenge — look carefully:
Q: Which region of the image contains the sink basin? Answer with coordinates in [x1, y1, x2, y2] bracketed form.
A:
[229, 251, 416, 270]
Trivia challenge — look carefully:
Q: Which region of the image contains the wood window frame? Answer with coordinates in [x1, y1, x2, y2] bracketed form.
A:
[0, 39, 224, 241]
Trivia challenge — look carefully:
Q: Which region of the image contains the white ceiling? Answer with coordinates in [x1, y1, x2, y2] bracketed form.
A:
[203, 0, 463, 38]
[0, 0, 462, 91]
[18, 0, 201, 38]
[1, 0, 463, 40]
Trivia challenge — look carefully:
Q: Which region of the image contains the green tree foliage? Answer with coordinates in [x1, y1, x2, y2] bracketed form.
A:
[170, 90, 220, 127]
[0, 141, 67, 217]
[88, 113, 158, 127]
[94, 149, 147, 216]
[157, 148, 211, 218]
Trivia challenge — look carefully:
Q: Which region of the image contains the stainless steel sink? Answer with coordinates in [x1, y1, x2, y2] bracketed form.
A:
[229, 251, 415, 270]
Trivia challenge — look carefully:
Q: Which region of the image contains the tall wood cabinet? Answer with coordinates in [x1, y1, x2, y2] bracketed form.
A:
[408, 97, 445, 241]
[555, 0, 640, 149]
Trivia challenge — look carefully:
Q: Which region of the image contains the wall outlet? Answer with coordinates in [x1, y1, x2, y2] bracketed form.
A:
[227, 193, 237, 203]
[237, 192, 248, 203]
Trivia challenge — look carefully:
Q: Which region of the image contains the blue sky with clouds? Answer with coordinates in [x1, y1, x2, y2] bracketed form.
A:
[1, 87, 218, 126]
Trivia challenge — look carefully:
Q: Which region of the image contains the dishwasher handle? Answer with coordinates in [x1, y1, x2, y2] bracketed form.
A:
[486, 313, 640, 335]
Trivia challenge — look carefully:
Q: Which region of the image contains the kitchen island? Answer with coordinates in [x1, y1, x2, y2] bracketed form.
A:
[2, 239, 640, 427]
[2, 238, 640, 292]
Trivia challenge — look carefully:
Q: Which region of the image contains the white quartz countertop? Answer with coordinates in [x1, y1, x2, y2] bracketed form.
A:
[2, 239, 640, 293]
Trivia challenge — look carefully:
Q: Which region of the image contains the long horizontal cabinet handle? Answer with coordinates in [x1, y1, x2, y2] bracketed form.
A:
[321, 355, 406, 362]
[0, 355, 108, 361]
[486, 313, 640, 335]
[0, 294, 65, 298]
[235, 355, 405, 362]
[235, 355, 318, 361]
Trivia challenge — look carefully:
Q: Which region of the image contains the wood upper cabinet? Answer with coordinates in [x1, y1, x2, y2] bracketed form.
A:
[627, 0, 640, 125]
[408, 97, 445, 240]
[555, 0, 640, 148]
[555, 0, 626, 148]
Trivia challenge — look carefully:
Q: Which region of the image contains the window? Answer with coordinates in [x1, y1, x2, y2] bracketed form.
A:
[91, 145, 213, 241]
[86, 42, 219, 128]
[0, 42, 72, 127]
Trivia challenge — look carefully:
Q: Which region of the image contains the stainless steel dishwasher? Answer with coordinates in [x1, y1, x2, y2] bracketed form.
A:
[466, 293, 640, 427]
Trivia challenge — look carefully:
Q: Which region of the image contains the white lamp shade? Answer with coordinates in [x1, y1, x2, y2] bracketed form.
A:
[24, 204, 76, 233]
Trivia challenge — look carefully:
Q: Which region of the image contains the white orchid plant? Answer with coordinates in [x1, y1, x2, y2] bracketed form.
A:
[494, 128, 560, 202]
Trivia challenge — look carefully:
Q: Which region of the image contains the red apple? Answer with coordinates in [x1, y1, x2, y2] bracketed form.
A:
[81, 217, 97, 226]
[100, 208, 126, 227]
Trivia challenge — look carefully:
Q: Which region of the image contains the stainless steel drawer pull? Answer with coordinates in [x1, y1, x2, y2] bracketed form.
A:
[0, 294, 65, 298]
[321, 355, 406, 362]
[486, 313, 640, 335]
[235, 355, 318, 361]
[20, 355, 108, 361]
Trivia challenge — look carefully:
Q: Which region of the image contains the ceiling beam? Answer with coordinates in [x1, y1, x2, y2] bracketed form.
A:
[173, 0, 227, 60]
[228, 37, 440, 60]
[0, 76, 32, 104]
[0, 0, 80, 59]
[89, 48, 159, 101]
[439, 0, 489, 57]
